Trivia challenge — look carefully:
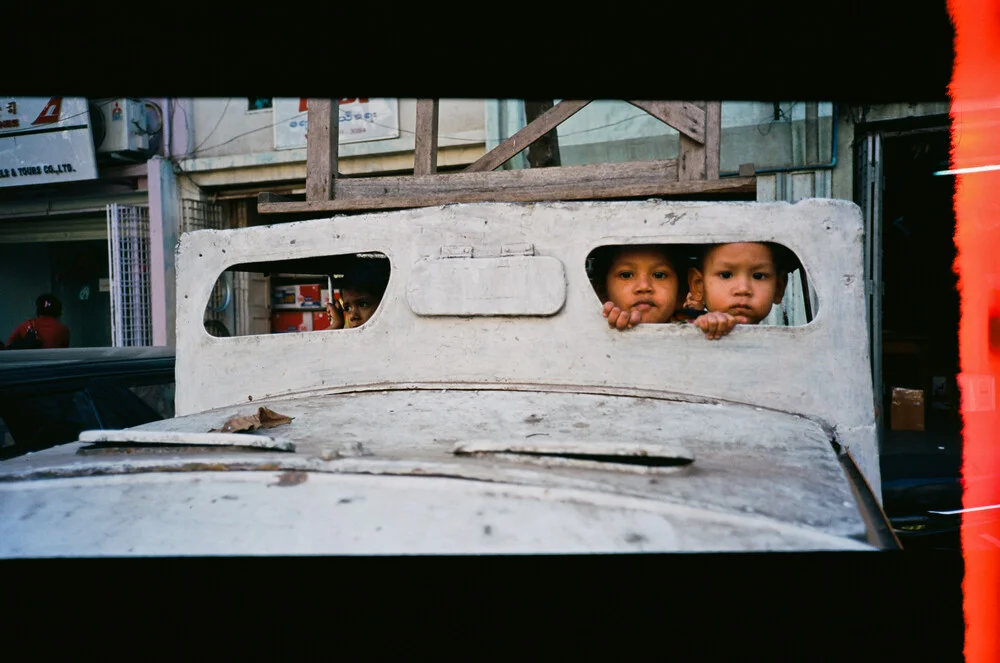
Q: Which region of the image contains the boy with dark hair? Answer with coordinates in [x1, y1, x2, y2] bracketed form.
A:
[339, 256, 390, 330]
[590, 244, 740, 340]
[5, 293, 71, 350]
[687, 242, 793, 329]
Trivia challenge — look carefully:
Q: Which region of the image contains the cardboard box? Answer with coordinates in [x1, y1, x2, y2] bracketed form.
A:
[272, 284, 324, 309]
[272, 311, 333, 333]
[891, 387, 925, 431]
[295, 284, 323, 308]
[312, 311, 331, 331]
[271, 311, 314, 333]
[272, 285, 297, 307]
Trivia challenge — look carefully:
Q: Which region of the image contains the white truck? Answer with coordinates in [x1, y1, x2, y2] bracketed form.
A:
[0, 198, 896, 555]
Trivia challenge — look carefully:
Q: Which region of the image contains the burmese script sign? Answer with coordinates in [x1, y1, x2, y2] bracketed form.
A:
[273, 98, 400, 150]
[0, 97, 98, 188]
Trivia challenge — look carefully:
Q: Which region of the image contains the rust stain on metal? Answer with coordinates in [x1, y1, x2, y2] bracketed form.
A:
[272, 471, 309, 487]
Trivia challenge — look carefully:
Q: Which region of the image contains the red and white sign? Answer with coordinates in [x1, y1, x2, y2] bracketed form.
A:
[0, 96, 98, 188]
[271, 311, 330, 333]
[273, 98, 400, 150]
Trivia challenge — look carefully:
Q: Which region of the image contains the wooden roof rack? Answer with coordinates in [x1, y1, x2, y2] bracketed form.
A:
[257, 99, 755, 216]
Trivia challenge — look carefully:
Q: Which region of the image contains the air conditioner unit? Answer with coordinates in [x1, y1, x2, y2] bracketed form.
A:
[90, 98, 149, 157]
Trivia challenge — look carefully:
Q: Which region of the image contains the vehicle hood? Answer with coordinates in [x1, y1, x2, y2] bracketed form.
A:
[0, 387, 872, 554]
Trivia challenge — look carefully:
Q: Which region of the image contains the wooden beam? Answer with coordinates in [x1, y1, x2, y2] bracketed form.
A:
[524, 100, 562, 168]
[258, 172, 756, 214]
[330, 159, 680, 199]
[305, 99, 339, 201]
[413, 99, 439, 176]
[627, 100, 706, 143]
[678, 101, 707, 181]
[704, 101, 721, 180]
[465, 100, 591, 173]
[258, 192, 294, 204]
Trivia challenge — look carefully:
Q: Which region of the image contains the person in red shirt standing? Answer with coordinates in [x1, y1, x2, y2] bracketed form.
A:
[5, 293, 71, 350]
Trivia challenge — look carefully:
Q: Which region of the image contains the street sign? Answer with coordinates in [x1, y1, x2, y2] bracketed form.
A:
[0, 97, 98, 188]
[273, 98, 400, 150]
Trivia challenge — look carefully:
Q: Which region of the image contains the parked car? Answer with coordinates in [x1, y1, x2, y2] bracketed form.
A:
[0, 199, 899, 555]
[0, 346, 175, 460]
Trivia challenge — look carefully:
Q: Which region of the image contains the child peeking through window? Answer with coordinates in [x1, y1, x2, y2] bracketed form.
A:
[592, 242, 793, 340]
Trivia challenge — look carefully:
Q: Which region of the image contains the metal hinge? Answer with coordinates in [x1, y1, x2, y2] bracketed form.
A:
[440, 244, 536, 259]
[501, 243, 535, 257]
[440, 245, 473, 259]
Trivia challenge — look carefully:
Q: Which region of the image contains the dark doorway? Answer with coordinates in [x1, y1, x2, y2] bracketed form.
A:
[50, 240, 113, 348]
[879, 128, 960, 449]
[869, 122, 964, 550]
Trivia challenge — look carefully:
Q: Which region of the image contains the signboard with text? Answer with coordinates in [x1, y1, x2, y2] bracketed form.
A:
[0, 96, 98, 188]
[273, 98, 400, 151]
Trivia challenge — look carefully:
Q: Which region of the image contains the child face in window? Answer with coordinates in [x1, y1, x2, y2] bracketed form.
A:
[689, 242, 788, 324]
[341, 288, 381, 329]
[604, 248, 681, 325]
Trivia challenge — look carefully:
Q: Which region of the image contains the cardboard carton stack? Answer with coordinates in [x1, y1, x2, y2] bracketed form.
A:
[271, 282, 334, 334]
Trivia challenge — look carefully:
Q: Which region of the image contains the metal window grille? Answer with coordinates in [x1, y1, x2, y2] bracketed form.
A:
[181, 199, 232, 335]
[107, 203, 152, 347]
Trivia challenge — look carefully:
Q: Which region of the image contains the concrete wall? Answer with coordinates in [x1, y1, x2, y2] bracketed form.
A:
[858, 102, 951, 124]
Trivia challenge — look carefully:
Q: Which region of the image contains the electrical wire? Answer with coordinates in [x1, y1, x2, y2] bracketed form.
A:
[187, 98, 231, 156]
[757, 101, 797, 136]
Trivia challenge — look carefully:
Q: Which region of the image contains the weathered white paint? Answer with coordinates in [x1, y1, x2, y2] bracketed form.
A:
[0, 471, 872, 557]
[172, 199, 880, 499]
[0, 389, 870, 546]
[407, 254, 566, 316]
[452, 439, 694, 463]
[78, 430, 290, 451]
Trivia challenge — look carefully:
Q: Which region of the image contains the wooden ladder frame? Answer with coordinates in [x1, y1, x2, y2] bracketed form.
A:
[257, 99, 755, 216]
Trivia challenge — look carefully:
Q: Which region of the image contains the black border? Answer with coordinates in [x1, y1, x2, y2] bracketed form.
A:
[12, 1, 953, 101]
[4, 552, 968, 659]
[5, 0, 968, 656]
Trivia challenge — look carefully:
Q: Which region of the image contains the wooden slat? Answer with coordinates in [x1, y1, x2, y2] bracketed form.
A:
[258, 192, 293, 204]
[258, 175, 756, 214]
[627, 100, 705, 143]
[704, 101, 722, 180]
[333, 159, 679, 199]
[524, 100, 562, 168]
[465, 100, 591, 173]
[678, 101, 707, 181]
[413, 99, 439, 176]
[305, 99, 338, 201]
